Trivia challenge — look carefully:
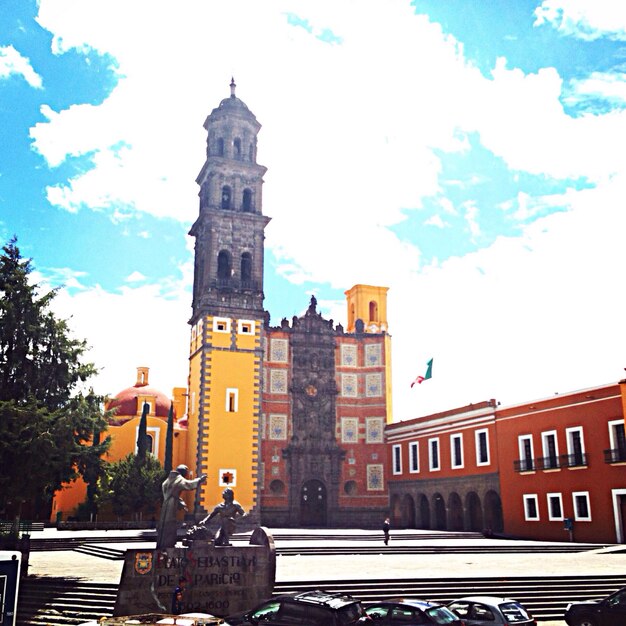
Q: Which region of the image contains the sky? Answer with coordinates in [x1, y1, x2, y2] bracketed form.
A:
[1, 0, 626, 422]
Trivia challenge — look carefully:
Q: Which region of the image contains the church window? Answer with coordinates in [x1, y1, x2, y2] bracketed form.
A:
[226, 388, 238, 412]
[270, 480, 285, 495]
[249, 143, 254, 161]
[213, 317, 231, 333]
[238, 319, 255, 335]
[217, 250, 232, 280]
[241, 252, 252, 283]
[369, 300, 378, 322]
[233, 138, 241, 159]
[219, 468, 237, 487]
[221, 185, 232, 209]
[242, 188, 253, 212]
[217, 138, 224, 156]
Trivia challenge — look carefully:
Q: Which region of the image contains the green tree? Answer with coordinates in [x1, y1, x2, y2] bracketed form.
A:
[100, 453, 165, 520]
[164, 402, 174, 474]
[0, 237, 110, 520]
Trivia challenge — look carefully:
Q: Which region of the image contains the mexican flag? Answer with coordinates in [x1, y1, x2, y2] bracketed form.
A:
[411, 358, 433, 387]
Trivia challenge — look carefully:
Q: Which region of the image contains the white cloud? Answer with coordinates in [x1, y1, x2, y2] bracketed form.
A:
[27, 0, 626, 421]
[535, 1, 626, 41]
[0, 45, 42, 88]
[52, 282, 190, 399]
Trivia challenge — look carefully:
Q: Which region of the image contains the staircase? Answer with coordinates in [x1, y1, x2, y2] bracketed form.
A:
[16, 577, 117, 626]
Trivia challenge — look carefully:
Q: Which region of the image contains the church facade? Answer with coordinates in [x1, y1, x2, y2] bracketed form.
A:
[186, 81, 392, 527]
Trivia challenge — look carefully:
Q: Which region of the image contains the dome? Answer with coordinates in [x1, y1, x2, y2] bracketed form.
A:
[106, 367, 172, 420]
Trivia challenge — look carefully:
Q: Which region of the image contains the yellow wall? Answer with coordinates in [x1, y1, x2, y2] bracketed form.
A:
[190, 315, 261, 515]
[345, 284, 389, 333]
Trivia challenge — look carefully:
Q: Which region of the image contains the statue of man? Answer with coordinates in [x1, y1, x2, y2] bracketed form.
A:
[157, 464, 206, 550]
[200, 487, 245, 546]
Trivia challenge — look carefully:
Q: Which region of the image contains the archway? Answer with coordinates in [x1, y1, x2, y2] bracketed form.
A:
[417, 494, 431, 529]
[448, 492, 464, 531]
[401, 494, 416, 528]
[390, 493, 402, 525]
[466, 491, 483, 532]
[433, 493, 446, 530]
[484, 490, 503, 534]
[300, 480, 327, 527]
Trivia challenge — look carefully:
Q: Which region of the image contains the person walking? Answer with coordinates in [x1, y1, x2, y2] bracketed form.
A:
[383, 517, 391, 545]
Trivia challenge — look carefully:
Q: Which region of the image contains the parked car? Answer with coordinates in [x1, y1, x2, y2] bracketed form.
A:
[447, 595, 536, 625]
[564, 586, 626, 626]
[227, 590, 371, 626]
[364, 599, 463, 625]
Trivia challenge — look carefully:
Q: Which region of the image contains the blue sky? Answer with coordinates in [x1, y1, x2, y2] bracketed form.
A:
[1, 0, 626, 420]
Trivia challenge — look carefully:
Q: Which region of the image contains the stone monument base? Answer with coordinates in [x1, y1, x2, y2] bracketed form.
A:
[114, 527, 275, 618]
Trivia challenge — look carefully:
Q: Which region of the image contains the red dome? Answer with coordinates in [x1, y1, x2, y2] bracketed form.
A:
[107, 384, 172, 420]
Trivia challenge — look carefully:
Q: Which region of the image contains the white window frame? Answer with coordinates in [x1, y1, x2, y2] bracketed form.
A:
[237, 319, 255, 335]
[475, 429, 490, 466]
[572, 491, 591, 522]
[518, 434, 535, 472]
[541, 430, 559, 469]
[547, 492, 564, 521]
[225, 388, 239, 413]
[213, 316, 231, 333]
[450, 433, 464, 469]
[392, 444, 402, 475]
[409, 441, 420, 474]
[429, 437, 440, 472]
[608, 419, 625, 449]
[565, 426, 585, 464]
[523, 494, 539, 521]
[135, 425, 160, 458]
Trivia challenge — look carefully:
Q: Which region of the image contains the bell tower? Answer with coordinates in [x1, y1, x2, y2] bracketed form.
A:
[187, 79, 270, 518]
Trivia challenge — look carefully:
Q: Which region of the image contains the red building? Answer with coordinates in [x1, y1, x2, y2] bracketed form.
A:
[386, 400, 503, 534]
[497, 382, 626, 543]
[385, 381, 626, 543]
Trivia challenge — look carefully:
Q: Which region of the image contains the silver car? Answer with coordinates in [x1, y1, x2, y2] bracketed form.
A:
[447, 595, 536, 626]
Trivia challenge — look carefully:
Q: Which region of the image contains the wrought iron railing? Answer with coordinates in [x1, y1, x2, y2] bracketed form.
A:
[604, 448, 626, 464]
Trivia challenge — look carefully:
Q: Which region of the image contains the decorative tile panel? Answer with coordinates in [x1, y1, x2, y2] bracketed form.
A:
[365, 373, 382, 397]
[341, 373, 358, 397]
[270, 338, 289, 363]
[269, 414, 287, 440]
[367, 464, 384, 491]
[365, 343, 381, 367]
[341, 418, 359, 443]
[366, 417, 384, 443]
[341, 344, 358, 367]
[269, 369, 288, 394]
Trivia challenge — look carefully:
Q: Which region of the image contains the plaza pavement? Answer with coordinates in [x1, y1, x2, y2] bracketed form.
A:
[27, 528, 626, 626]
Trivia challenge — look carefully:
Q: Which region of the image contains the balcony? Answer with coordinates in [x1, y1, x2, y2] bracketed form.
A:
[560, 452, 588, 468]
[604, 448, 626, 464]
[514, 453, 588, 473]
[212, 278, 260, 291]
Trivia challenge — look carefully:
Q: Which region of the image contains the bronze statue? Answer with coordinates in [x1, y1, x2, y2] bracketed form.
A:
[200, 487, 245, 546]
[156, 464, 206, 549]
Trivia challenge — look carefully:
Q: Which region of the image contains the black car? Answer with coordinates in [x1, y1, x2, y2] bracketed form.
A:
[364, 598, 463, 625]
[227, 590, 372, 626]
[564, 586, 626, 626]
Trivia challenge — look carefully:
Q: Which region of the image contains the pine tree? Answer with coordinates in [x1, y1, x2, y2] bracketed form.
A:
[0, 237, 110, 520]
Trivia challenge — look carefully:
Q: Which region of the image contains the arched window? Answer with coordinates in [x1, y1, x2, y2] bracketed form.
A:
[241, 252, 252, 284]
[217, 250, 232, 280]
[369, 300, 378, 322]
[248, 143, 254, 161]
[217, 138, 224, 156]
[233, 138, 241, 159]
[221, 185, 232, 210]
[242, 188, 252, 212]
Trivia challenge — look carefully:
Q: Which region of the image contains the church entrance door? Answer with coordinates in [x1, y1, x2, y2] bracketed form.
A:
[300, 479, 327, 526]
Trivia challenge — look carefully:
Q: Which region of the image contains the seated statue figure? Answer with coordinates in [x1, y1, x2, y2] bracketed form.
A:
[200, 487, 246, 546]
